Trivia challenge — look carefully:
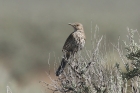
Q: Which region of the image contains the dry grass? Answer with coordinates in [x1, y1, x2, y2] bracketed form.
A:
[41, 26, 140, 93]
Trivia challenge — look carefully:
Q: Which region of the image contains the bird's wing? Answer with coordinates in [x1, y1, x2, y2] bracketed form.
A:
[62, 33, 76, 52]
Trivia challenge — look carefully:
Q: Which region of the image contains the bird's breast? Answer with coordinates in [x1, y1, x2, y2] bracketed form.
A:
[73, 31, 85, 50]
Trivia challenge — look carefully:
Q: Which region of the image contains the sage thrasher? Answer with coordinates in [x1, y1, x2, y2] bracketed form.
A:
[56, 22, 86, 76]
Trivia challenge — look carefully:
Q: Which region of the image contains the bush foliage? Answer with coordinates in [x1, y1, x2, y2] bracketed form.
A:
[43, 27, 140, 93]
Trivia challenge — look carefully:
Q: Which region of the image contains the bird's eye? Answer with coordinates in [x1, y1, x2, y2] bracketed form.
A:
[76, 24, 79, 26]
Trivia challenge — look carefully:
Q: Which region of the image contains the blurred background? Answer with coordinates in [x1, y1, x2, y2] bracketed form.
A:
[0, 0, 140, 93]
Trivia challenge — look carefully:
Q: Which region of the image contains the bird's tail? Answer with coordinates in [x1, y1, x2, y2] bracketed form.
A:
[56, 58, 67, 76]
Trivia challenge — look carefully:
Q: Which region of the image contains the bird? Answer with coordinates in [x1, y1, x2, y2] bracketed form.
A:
[56, 22, 86, 76]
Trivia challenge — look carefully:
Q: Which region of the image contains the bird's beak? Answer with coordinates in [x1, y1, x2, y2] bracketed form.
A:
[68, 23, 72, 25]
[68, 23, 74, 27]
